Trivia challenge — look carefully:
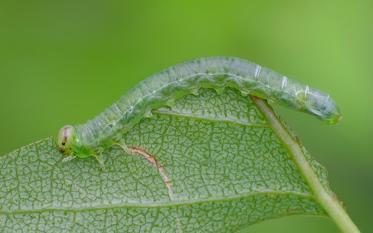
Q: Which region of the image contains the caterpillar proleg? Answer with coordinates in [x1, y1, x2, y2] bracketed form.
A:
[57, 57, 341, 160]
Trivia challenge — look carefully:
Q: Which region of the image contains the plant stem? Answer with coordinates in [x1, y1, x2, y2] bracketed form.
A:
[252, 97, 360, 233]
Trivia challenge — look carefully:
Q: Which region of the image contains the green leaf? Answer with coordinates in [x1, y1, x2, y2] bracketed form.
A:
[0, 88, 359, 232]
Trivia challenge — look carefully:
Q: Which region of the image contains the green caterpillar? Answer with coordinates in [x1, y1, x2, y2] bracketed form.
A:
[57, 57, 341, 163]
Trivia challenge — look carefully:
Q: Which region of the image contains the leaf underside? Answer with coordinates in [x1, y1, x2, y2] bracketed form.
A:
[0, 88, 332, 233]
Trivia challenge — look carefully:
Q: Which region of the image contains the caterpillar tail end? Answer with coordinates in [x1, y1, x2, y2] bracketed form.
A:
[325, 109, 343, 125]
[317, 99, 343, 125]
[305, 91, 342, 125]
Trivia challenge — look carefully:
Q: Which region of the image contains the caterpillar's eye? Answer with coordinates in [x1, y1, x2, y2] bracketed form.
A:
[57, 125, 75, 154]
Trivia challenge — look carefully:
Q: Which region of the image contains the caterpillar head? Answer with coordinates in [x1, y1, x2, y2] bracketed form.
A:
[57, 125, 76, 155]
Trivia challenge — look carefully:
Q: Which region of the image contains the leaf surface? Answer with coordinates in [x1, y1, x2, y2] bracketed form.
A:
[0, 88, 332, 232]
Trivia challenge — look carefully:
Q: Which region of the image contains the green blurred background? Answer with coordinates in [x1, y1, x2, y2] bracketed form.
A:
[0, 0, 371, 232]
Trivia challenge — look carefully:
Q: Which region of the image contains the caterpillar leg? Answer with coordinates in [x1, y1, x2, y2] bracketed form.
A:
[61, 155, 76, 163]
[113, 141, 133, 155]
[93, 150, 106, 171]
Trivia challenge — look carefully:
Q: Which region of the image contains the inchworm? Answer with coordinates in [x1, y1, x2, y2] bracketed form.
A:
[57, 57, 341, 162]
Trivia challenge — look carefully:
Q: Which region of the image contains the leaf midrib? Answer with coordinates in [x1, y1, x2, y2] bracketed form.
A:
[0, 191, 313, 215]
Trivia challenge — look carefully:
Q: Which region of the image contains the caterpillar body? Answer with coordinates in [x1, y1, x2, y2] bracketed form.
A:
[57, 57, 341, 160]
